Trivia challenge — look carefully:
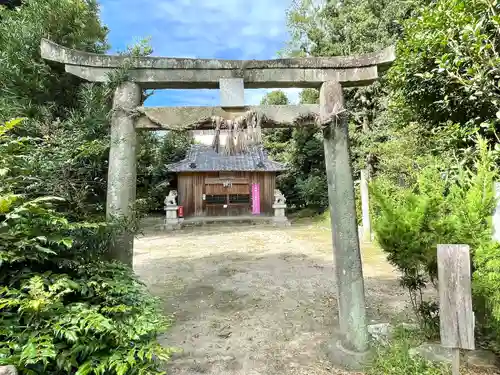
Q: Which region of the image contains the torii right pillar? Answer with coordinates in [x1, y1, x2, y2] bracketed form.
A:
[320, 81, 369, 367]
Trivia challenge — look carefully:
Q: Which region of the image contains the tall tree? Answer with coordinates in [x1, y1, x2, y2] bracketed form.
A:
[0, 1, 187, 220]
[0, 0, 111, 220]
[0, 0, 108, 122]
[260, 90, 328, 211]
[261, 90, 291, 161]
[286, 0, 423, 57]
[285, 0, 430, 182]
[390, 0, 500, 155]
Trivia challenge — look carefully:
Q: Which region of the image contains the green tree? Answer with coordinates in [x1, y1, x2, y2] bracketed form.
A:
[0, 0, 108, 122]
[0, 1, 186, 220]
[372, 138, 498, 337]
[260, 90, 289, 105]
[259, 90, 328, 211]
[285, 0, 429, 189]
[137, 131, 192, 213]
[381, 0, 500, 345]
[283, 0, 450, 228]
[0, 119, 172, 374]
[0, 0, 111, 219]
[390, 0, 500, 152]
[261, 90, 291, 161]
[285, 0, 424, 58]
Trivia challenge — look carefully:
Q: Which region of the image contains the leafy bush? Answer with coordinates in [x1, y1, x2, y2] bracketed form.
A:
[0, 0, 187, 220]
[371, 137, 498, 335]
[296, 174, 329, 210]
[1, 119, 172, 374]
[0, 198, 172, 374]
[136, 131, 192, 213]
[0, 0, 108, 123]
[366, 327, 447, 375]
[473, 241, 500, 349]
[390, 0, 500, 145]
[371, 166, 444, 334]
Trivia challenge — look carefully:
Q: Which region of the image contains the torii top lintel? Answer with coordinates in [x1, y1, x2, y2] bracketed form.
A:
[40, 39, 395, 90]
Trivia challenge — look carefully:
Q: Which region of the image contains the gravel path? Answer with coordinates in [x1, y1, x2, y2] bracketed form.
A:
[133, 223, 410, 375]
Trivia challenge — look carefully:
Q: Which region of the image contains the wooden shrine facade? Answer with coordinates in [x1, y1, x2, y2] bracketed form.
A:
[166, 144, 285, 217]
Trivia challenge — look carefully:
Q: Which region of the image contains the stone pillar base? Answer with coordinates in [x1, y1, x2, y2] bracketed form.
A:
[164, 205, 181, 230]
[164, 222, 181, 231]
[272, 203, 290, 227]
[273, 217, 291, 227]
[323, 339, 373, 371]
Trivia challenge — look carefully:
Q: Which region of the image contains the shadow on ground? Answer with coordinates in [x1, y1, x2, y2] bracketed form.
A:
[134, 224, 412, 375]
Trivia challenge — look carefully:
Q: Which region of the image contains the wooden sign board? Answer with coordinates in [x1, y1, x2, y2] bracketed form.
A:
[437, 244, 475, 350]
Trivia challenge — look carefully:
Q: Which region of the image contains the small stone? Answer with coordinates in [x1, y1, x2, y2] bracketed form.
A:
[368, 323, 392, 335]
[368, 323, 393, 343]
[368, 322, 420, 344]
[401, 322, 419, 331]
[465, 349, 498, 369]
[409, 343, 453, 363]
[0, 366, 17, 375]
[410, 343, 498, 369]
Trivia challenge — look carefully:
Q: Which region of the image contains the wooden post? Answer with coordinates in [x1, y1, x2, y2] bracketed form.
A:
[361, 115, 371, 243]
[437, 244, 475, 375]
[320, 81, 369, 353]
[360, 169, 371, 242]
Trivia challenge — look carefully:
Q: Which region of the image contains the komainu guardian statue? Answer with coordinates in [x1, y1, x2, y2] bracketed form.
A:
[165, 190, 178, 206]
[274, 189, 286, 205]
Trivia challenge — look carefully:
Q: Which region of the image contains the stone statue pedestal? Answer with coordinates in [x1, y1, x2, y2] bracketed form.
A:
[272, 203, 290, 226]
[164, 205, 181, 230]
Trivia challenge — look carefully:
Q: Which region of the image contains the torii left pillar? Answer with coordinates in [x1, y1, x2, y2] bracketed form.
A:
[106, 82, 141, 266]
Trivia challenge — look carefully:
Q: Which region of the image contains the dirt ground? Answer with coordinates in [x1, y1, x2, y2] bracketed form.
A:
[133, 222, 412, 375]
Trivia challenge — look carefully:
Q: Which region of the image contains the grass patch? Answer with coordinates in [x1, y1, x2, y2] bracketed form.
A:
[314, 210, 331, 224]
[366, 327, 449, 375]
[288, 207, 329, 223]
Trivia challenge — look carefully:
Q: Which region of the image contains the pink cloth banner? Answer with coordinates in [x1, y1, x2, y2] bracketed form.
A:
[252, 183, 260, 215]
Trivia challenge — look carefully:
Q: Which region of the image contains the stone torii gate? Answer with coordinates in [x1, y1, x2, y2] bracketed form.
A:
[40, 38, 395, 364]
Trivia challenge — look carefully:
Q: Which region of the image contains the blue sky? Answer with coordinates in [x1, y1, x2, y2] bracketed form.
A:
[99, 0, 302, 107]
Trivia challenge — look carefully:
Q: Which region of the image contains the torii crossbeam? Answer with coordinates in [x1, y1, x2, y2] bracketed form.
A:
[40, 38, 395, 366]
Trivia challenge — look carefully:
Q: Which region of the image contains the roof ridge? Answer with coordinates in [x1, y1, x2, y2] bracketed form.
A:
[165, 143, 287, 172]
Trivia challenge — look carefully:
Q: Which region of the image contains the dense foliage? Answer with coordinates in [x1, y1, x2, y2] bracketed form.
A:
[0, 0, 186, 219]
[260, 90, 328, 211]
[285, 0, 500, 349]
[372, 138, 497, 335]
[136, 131, 192, 214]
[271, 0, 429, 214]
[0, 119, 172, 374]
[285, 0, 425, 57]
[0, 0, 111, 220]
[390, 0, 500, 137]
[371, 0, 500, 346]
[0, 0, 178, 373]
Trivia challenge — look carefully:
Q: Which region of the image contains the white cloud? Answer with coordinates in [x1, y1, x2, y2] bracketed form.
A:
[100, 0, 304, 107]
